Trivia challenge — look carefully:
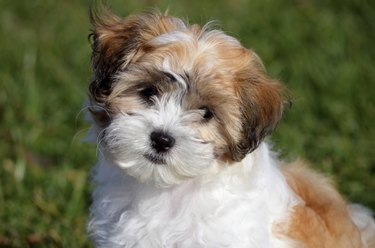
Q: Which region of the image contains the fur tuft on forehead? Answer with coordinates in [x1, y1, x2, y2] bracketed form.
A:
[88, 8, 287, 162]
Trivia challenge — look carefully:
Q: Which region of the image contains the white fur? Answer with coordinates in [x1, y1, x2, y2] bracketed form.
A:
[151, 31, 194, 46]
[88, 140, 302, 247]
[348, 204, 375, 248]
[100, 95, 214, 187]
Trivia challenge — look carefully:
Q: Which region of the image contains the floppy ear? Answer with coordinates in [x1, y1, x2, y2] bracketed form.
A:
[228, 52, 288, 161]
[88, 7, 186, 103]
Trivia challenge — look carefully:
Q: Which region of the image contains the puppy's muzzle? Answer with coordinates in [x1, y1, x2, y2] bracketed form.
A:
[150, 131, 175, 153]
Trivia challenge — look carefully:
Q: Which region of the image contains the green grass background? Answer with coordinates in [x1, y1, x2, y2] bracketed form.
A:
[0, 0, 374, 246]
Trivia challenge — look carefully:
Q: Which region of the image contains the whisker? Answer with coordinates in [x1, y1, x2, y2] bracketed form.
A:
[75, 105, 91, 123]
[72, 127, 91, 144]
[90, 104, 113, 121]
[95, 127, 108, 158]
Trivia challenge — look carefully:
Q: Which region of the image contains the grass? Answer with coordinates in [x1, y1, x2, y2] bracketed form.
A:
[0, 0, 374, 247]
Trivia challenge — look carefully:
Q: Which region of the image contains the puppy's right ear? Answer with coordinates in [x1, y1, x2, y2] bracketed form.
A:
[89, 7, 186, 103]
[89, 6, 142, 102]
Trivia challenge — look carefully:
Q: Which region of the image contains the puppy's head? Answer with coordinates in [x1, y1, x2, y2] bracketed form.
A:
[88, 8, 286, 187]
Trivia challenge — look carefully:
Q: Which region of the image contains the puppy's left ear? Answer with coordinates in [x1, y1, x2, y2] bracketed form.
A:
[229, 52, 288, 161]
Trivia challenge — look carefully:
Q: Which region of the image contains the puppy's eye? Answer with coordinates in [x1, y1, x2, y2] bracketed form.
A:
[140, 86, 158, 103]
[200, 106, 214, 120]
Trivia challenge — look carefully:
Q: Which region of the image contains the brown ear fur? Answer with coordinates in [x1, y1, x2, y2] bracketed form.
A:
[229, 52, 287, 161]
[89, 8, 186, 103]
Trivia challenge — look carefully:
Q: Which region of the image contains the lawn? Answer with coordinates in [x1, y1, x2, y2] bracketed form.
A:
[0, 0, 374, 247]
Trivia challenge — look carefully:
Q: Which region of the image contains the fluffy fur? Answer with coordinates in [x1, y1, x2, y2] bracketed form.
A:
[86, 7, 375, 248]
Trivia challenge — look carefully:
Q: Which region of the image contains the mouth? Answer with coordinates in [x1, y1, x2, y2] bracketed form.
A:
[143, 153, 167, 165]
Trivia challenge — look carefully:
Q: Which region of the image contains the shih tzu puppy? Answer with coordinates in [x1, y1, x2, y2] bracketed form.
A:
[86, 7, 375, 248]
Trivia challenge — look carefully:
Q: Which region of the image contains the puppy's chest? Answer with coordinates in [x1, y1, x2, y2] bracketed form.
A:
[117, 186, 276, 247]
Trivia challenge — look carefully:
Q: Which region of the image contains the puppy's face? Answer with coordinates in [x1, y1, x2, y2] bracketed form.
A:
[89, 10, 285, 187]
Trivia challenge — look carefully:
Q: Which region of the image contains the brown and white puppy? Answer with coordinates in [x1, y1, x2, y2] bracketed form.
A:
[86, 8, 375, 248]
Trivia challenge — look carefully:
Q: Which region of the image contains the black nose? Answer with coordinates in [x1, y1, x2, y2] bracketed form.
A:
[150, 131, 175, 153]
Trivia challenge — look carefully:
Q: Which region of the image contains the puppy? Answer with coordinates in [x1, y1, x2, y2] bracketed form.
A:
[86, 8, 375, 248]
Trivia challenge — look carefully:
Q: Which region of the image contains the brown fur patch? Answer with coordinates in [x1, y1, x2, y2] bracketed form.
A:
[281, 162, 364, 247]
[224, 50, 287, 161]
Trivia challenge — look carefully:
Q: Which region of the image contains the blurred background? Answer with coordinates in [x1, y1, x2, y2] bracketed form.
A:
[0, 0, 374, 246]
